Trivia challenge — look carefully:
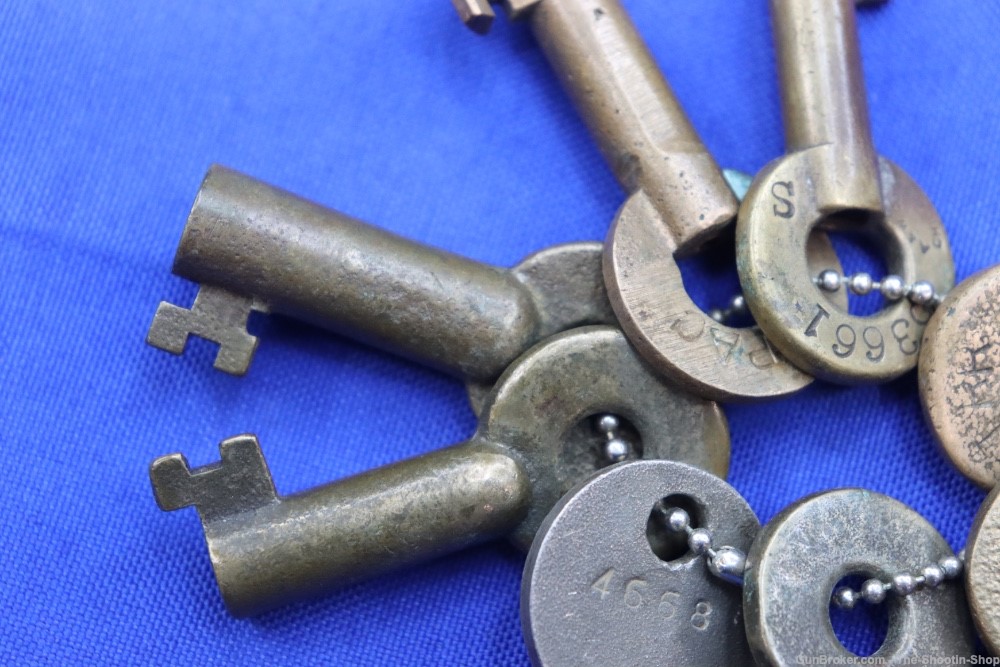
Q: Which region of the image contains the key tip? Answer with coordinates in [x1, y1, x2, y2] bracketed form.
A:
[150, 453, 195, 512]
[452, 0, 495, 34]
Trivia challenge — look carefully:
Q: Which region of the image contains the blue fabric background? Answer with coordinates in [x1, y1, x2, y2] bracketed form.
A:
[2, 1, 999, 664]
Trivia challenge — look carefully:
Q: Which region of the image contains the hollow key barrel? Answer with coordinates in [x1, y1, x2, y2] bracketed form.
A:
[148, 165, 612, 379]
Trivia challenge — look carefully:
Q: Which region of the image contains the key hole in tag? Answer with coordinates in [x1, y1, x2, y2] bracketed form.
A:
[559, 415, 644, 495]
[829, 573, 891, 657]
[818, 211, 897, 317]
[676, 228, 753, 328]
[646, 494, 703, 564]
[677, 227, 829, 328]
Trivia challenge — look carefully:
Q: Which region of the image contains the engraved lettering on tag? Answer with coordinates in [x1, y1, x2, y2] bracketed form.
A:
[862, 327, 885, 362]
[832, 324, 856, 358]
[959, 343, 996, 409]
[624, 578, 647, 608]
[747, 332, 779, 369]
[804, 304, 830, 337]
[961, 342, 994, 376]
[591, 568, 615, 599]
[771, 181, 795, 219]
[671, 312, 705, 342]
[709, 327, 739, 364]
[690, 600, 712, 630]
[891, 318, 918, 356]
[659, 591, 680, 619]
[589, 569, 713, 627]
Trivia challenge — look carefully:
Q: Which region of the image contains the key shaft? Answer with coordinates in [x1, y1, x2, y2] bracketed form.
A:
[771, 0, 881, 212]
[153, 436, 528, 617]
[149, 165, 611, 379]
[528, 0, 736, 254]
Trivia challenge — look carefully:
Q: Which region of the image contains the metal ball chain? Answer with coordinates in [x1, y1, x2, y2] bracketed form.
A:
[708, 270, 944, 326]
[708, 294, 749, 325]
[594, 414, 632, 464]
[831, 551, 964, 609]
[661, 505, 965, 601]
[814, 270, 944, 309]
[662, 507, 747, 585]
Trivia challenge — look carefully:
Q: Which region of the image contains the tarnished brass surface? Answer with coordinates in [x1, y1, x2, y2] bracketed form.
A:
[147, 165, 613, 380]
[464, 241, 613, 412]
[455, 0, 733, 251]
[465, 168, 849, 408]
[744, 489, 974, 665]
[526, 0, 734, 253]
[606, 192, 847, 402]
[920, 265, 1000, 488]
[736, 0, 954, 385]
[965, 485, 1000, 655]
[150, 327, 730, 616]
[458, 0, 835, 401]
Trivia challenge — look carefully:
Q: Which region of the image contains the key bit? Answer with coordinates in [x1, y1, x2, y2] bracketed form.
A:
[147, 284, 264, 376]
[452, 0, 542, 32]
[150, 435, 277, 522]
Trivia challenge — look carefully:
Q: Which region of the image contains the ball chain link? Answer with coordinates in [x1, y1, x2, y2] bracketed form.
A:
[660, 505, 963, 608]
[708, 294, 749, 325]
[815, 270, 944, 309]
[707, 270, 943, 327]
[594, 414, 632, 464]
[831, 550, 964, 609]
[662, 507, 747, 585]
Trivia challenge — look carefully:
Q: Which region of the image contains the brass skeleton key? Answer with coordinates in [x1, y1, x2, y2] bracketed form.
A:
[147, 166, 613, 384]
[736, 0, 954, 385]
[150, 327, 730, 616]
[453, 0, 844, 401]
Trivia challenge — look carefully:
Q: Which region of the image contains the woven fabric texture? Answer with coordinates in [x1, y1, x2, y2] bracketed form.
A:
[2, 1, 999, 664]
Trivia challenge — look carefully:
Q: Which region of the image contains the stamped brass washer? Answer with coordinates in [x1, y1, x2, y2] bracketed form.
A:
[919, 265, 1000, 488]
[737, 155, 954, 384]
[965, 484, 1000, 654]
